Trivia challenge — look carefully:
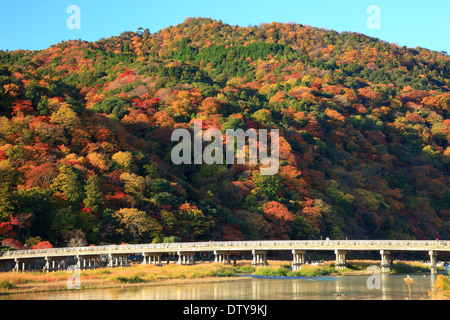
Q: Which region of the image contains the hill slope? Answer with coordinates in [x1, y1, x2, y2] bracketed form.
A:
[0, 18, 449, 248]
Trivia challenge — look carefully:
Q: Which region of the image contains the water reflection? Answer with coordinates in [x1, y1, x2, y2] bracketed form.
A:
[1, 274, 437, 300]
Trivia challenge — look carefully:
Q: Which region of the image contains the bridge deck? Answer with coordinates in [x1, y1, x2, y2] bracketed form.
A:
[1, 240, 448, 260]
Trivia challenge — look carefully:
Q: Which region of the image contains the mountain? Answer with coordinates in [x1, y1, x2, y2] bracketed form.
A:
[0, 17, 449, 248]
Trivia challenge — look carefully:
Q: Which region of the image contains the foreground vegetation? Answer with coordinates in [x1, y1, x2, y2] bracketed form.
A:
[0, 260, 444, 296]
[253, 260, 439, 277]
[0, 262, 245, 295]
[429, 274, 450, 300]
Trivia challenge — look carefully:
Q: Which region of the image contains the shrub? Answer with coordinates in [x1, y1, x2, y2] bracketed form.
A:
[0, 281, 16, 290]
[391, 262, 429, 274]
[255, 267, 289, 277]
[211, 266, 236, 277]
[115, 274, 146, 283]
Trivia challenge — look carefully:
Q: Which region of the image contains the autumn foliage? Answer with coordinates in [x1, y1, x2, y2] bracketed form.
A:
[0, 18, 449, 249]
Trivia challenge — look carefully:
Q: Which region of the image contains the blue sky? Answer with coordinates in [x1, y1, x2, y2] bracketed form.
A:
[0, 0, 449, 53]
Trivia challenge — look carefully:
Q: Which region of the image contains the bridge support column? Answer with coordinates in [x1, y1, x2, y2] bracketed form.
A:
[143, 253, 162, 266]
[334, 250, 347, 270]
[44, 257, 67, 272]
[44, 257, 51, 272]
[107, 254, 129, 268]
[177, 252, 195, 265]
[13, 258, 20, 272]
[380, 250, 391, 274]
[77, 256, 87, 270]
[214, 251, 230, 264]
[108, 254, 117, 268]
[429, 251, 438, 275]
[252, 250, 268, 267]
[292, 250, 306, 271]
[44, 258, 49, 272]
[76, 256, 89, 270]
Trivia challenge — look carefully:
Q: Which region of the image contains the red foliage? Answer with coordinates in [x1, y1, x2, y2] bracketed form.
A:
[32, 241, 53, 249]
[221, 224, 244, 241]
[263, 201, 295, 222]
[406, 113, 425, 124]
[81, 207, 93, 214]
[132, 96, 160, 114]
[120, 70, 135, 79]
[11, 100, 34, 116]
[0, 222, 14, 237]
[1, 238, 24, 250]
[24, 163, 57, 189]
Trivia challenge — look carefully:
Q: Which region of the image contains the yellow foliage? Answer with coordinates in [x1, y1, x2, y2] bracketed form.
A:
[86, 152, 110, 171]
[112, 151, 133, 170]
[429, 275, 450, 300]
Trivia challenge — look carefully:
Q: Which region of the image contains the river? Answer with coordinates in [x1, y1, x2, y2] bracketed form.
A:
[0, 273, 439, 300]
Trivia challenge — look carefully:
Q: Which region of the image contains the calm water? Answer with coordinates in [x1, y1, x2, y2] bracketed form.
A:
[0, 274, 439, 300]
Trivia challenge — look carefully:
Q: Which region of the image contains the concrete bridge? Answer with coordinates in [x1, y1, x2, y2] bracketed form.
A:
[0, 240, 448, 274]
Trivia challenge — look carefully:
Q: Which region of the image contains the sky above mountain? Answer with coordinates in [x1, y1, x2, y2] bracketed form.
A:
[0, 0, 449, 53]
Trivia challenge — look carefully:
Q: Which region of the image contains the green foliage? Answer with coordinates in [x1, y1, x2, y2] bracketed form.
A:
[391, 262, 430, 274]
[115, 274, 146, 283]
[51, 207, 77, 240]
[0, 281, 16, 289]
[290, 266, 336, 277]
[92, 96, 128, 119]
[84, 175, 104, 213]
[210, 266, 237, 277]
[150, 178, 171, 193]
[253, 173, 283, 200]
[255, 266, 289, 277]
[51, 165, 83, 204]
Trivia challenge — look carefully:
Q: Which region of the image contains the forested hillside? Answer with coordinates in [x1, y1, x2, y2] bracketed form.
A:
[0, 17, 449, 249]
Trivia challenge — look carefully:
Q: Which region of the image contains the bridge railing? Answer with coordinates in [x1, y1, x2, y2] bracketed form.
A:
[1, 240, 448, 258]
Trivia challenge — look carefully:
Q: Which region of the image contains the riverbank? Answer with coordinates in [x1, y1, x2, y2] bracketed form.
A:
[0, 260, 442, 296]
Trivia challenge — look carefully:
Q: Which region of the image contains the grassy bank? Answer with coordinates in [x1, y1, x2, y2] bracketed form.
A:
[0, 260, 440, 296]
[253, 260, 436, 277]
[0, 263, 245, 295]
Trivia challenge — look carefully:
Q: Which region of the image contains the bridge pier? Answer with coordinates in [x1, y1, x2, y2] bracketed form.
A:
[13, 258, 20, 272]
[177, 251, 195, 265]
[380, 250, 391, 274]
[13, 258, 42, 272]
[142, 253, 162, 266]
[76, 255, 100, 270]
[292, 250, 306, 271]
[334, 250, 347, 270]
[44, 257, 68, 272]
[214, 251, 230, 264]
[252, 250, 268, 267]
[108, 254, 130, 268]
[429, 251, 438, 274]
